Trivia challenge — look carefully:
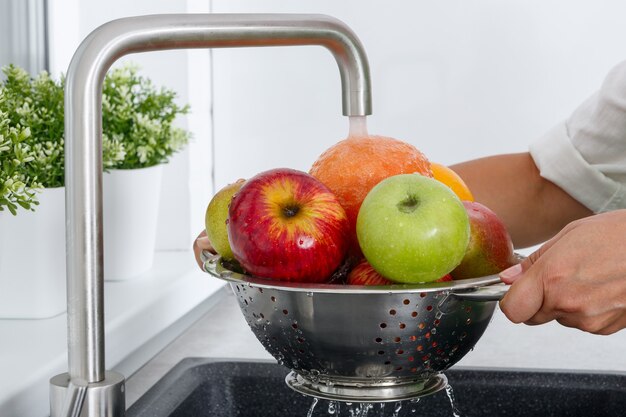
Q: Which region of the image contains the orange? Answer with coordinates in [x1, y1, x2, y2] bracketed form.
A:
[309, 135, 432, 255]
[430, 162, 474, 202]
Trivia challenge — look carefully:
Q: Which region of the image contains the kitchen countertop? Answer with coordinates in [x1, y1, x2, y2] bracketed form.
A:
[126, 285, 626, 407]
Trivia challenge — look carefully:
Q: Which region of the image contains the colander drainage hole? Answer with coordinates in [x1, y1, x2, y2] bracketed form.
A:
[282, 309, 288, 315]
[378, 350, 385, 355]
[380, 322, 387, 328]
[271, 296, 276, 302]
[426, 305, 433, 311]
[399, 323, 406, 329]
[292, 323, 298, 329]
[411, 311, 418, 317]
[403, 299, 410, 305]
[375, 337, 382, 343]
[394, 337, 401, 343]
[389, 309, 396, 315]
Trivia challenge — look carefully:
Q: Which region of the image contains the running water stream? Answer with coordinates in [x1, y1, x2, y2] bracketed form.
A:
[307, 385, 463, 417]
[303, 385, 463, 416]
[348, 115, 369, 137]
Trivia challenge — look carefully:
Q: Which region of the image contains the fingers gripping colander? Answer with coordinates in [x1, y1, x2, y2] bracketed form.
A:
[204, 255, 509, 402]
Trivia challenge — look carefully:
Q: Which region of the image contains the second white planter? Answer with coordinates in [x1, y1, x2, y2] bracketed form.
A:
[103, 164, 163, 281]
[0, 187, 66, 319]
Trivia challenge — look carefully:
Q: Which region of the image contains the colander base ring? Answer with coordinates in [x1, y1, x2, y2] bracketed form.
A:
[285, 371, 448, 403]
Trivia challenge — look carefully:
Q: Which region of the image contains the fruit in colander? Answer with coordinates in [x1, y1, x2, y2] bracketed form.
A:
[204, 179, 246, 260]
[451, 201, 517, 280]
[356, 174, 470, 283]
[309, 135, 432, 257]
[430, 162, 474, 202]
[227, 168, 349, 283]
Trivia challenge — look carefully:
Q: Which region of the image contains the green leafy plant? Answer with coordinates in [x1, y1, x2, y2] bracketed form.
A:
[0, 64, 190, 214]
[102, 65, 190, 169]
[0, 95, 42, 214]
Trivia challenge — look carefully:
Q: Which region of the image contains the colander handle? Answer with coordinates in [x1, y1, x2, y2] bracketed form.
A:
[452, 282, 510, 302]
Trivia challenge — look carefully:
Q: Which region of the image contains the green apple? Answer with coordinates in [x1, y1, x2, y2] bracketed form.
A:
[205, 179, 245, 260]
[356, 174, 470, 283]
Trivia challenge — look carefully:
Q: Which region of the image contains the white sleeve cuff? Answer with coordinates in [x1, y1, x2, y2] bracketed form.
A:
[529, 122, 626, 213]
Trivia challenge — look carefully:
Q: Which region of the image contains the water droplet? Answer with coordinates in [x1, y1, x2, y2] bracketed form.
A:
[306, 291, 314, 297]
[446, 384, 463, 417]
[391, 401, 403, 417]
[307, 397, 319, 417]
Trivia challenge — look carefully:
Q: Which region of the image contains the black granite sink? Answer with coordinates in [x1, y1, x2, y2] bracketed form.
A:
[127, 358, 626, 417]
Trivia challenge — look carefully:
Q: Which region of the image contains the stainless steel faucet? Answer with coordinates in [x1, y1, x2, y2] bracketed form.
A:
[49, 14, 372, 417]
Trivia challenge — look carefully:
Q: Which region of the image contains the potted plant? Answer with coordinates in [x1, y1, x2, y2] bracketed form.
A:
[0, 65, 190, 318]
[100, 65, 190, 280]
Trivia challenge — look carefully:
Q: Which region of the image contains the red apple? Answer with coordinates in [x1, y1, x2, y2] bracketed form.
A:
[450, 201, 517, 280]
[347, 259, 453, 286]
[227, 168, 349, 282]
[347, 259, 394, 285]
[438, 274, 453, 282]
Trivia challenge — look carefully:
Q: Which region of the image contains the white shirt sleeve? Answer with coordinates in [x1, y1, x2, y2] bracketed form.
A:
[529, 60, 626, 213]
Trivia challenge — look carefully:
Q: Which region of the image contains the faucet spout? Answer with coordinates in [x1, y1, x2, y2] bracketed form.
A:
[55, 13, 372, 417]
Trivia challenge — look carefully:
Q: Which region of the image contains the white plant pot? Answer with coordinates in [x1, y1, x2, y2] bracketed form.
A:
[0, 187, 66, 319]
[103, 165, 163, 281]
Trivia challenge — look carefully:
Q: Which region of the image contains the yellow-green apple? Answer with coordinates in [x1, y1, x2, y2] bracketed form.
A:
[204, 179, 245, 260]
[227, 168, 349, 282]
[347, 259, 453, 286]
[356, 174, 470, 284]
[451, 201, 517, 279]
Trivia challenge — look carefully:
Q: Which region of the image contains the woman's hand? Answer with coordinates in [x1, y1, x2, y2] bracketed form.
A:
[499, 209, 626, 335]
[193, 230, 215, 269]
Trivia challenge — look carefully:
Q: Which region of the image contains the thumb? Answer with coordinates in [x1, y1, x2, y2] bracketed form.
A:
[499, 250, 537, 284]
[499, 259, 545, 324]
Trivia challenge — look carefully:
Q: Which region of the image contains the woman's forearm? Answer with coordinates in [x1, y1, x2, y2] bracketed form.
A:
[451, 152, 593, 248]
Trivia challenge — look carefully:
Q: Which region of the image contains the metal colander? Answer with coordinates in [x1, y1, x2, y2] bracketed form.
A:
[203, 254, 509, 402]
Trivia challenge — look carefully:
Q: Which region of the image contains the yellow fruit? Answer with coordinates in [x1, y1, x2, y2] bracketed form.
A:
[431, 162, 474, 201]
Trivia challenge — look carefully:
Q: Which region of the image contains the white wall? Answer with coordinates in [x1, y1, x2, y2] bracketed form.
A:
[48, 0, 626, 252]
[210, 0, 626, 190]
